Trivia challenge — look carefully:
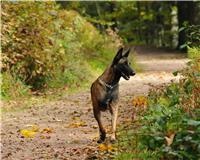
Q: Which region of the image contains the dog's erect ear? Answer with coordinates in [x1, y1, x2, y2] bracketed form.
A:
[112, 47, 123, 65]
[123, 48, 130, 57]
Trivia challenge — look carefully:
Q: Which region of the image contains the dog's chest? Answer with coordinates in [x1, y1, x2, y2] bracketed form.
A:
[99, 88, 118, 108]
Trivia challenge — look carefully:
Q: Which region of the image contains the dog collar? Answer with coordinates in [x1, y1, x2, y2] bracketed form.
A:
[98, 78, 117, 90]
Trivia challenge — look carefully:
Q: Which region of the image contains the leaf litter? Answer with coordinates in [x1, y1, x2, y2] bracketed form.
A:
[20, 124, 54, 139]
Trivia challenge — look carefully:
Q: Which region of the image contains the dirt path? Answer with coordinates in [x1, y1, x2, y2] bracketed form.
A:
[1, 48, 188, 160]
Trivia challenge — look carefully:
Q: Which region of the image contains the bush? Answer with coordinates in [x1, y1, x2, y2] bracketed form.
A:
[1, 72, 31, 100]
[1, 1, 122, 99]
[116, 49, 200, 160]
[188, 47, 200, 59]
[2, 2, 59, 89]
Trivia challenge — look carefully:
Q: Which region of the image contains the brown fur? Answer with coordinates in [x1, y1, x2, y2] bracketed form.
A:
[91, 48, 135, 143]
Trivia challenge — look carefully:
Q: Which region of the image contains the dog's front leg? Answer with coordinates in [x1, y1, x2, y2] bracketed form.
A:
[109, 102, 118, 142]
[93, 108, 106, 143]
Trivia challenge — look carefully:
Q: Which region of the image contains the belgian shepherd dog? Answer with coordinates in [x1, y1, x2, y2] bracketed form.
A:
[91, 47, 135, 143]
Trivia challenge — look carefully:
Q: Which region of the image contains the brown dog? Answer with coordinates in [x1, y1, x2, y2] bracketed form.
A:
[91, 47, 135, 143]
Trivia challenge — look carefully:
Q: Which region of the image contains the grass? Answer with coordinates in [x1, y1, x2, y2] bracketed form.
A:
[1, 79, 91, 113]
[1, 59, 101, 113]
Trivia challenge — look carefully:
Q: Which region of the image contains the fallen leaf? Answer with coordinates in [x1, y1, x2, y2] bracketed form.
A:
[132, 96, 147, 108]
[67, 121, 87, 128]
[98, 143, 116, 152]
[41, 128, 54, 134]
[107, 144, 114, 151]
[20, 129, 37, 138]
[20, 125, 40, 138]
[98, 144, 107, 151]
[40, 135, 46, 139]
[31, 125, 40, 132]
[40, 135, 51, 139]
[25, 124, 39, 132]
[165, 133, 175, 146]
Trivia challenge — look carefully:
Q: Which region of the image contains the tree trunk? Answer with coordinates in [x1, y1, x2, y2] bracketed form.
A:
[136, 2, 142, 42]
[109, 2, 117, 30]
[177, 1, 195, 51]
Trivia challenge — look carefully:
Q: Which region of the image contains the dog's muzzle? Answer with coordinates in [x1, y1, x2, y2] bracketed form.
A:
[130, 71, 136, 76]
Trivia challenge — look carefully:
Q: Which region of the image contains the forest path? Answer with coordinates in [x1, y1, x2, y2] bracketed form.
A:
[1, 47, 188, 160]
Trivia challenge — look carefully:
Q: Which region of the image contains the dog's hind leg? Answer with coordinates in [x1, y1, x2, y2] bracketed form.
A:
[109, 102, 118, 142]
[93, 108, 106, 143]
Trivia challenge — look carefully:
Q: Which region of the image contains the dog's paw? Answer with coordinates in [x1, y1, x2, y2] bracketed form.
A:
[110, 135, 116, 143]
[110, 138, 116, 144]
[97, 139, 104, 143]
[97, 134, 106, 143]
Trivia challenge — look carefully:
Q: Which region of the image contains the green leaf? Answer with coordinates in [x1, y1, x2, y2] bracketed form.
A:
[180, 44, 188, 49]
[179, 27, 185, 32]
[173, 71, 179, 76]
[187, 120, 200, 126]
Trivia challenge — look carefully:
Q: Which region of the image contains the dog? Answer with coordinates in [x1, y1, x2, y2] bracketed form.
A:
[91, 47, 135, 143]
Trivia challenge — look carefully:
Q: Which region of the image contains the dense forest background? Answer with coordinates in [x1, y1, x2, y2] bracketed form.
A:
[60, 1, 200, 49]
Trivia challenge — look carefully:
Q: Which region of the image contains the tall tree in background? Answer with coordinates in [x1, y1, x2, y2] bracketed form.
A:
[57, 1, 199, 51]
[177, 1, 195, 51]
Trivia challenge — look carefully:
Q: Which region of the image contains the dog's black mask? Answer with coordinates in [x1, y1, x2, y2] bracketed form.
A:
[112, 48, 135, 80]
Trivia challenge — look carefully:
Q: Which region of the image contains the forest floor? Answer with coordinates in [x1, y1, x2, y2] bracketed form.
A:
[1, 46, 188, 160]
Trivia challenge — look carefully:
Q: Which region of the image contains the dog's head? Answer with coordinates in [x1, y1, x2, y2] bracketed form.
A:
[112, 47, 135, 80]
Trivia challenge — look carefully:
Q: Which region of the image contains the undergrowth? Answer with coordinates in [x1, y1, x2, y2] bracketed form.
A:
[115, 49, 200, 160]
[1, 1, 127, 104]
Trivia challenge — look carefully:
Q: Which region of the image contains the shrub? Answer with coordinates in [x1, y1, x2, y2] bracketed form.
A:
[2, 2, 60, 89]
[188, 47, 200, 59]
[1, 72, 31, 100]
[1, 1, 122, 99]
[116, 50, 200, 160]
[185, 25, 200, 48]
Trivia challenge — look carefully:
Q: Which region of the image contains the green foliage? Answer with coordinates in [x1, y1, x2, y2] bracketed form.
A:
[185, 25, 200, 48]
[116, 54, 200, 159]
[1, 1, 121, 99]
[64, 1, 180, 48]
[2, 2, 59, 89]
[1, 72, 31, 100]
[62, 2, 200, 49]
[188, 47, 200, 59]
[186, 25, 200, 58]
[179, 25, 200, 51]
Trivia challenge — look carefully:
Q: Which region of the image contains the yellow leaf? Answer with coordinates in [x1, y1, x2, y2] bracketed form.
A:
[41, 127, 53, 134]
[40, 135, 46, 139]
[132, 96, 147, 107]
[165, 133, 175, 146]
[98, 143, 116, 152]
[20, 125, 40, 138]
[98, 144, 107, 151]
[20, 129, 37, 138]
[107, 144, 114, 151]
[67, 121, 87, 128]
[31, 125, 40, 132]
[25, 124, 40, 132]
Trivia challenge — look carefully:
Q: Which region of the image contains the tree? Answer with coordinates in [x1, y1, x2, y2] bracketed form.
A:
[177, 1, 195, 51]
[57, 1, 200, 50]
